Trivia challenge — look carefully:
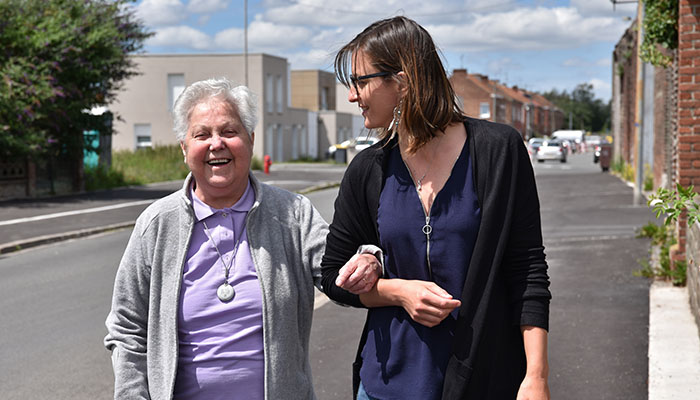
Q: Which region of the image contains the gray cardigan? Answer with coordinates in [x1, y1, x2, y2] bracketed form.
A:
[104, 173, 328, 399]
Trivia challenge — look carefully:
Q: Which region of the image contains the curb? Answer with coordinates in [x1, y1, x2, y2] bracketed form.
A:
[0, 181, 341, 256]
[0, 221, 135, 255]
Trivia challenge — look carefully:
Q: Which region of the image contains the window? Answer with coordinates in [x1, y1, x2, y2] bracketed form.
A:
[320, 87, 329, 110]
[167, 74, 185, 111]
[134, 124, 152, 149]
[479, 102, 491, 119]
[300, 125, 307, 157]
[266, 75, 274, 113]
[265, 124, 274, 158]
[276, 125, 284, 161]
[512, 105, 521, 122]
[276, 75, 284, 113]
[291, 125, 299, 160]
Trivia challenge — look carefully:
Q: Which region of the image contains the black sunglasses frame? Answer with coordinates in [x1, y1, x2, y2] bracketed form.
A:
[350, 71, 393, 93]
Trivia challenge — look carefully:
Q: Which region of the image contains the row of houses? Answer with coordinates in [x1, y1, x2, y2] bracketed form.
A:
[0, 52, 565, 200]
[450, 69, 565, 140]
[111, 54, 565, 162]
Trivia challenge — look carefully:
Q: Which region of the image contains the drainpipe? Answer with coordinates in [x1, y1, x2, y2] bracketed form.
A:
[633, 0, 645, 205]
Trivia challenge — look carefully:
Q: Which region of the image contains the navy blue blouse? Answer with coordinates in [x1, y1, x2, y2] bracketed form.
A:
[360, 140, 481, 400]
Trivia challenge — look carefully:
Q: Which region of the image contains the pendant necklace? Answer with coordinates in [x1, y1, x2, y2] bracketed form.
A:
[406, 134, 444, 192]
[202, 219, 243, 302]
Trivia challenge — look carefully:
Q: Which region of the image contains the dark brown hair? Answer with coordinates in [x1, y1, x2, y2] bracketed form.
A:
[334, 16, 463, 153]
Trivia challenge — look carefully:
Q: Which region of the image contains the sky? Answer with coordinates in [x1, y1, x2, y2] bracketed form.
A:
[131, 0, 639, 103]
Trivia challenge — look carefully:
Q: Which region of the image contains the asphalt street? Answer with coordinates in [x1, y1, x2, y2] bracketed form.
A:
[0, 163, 346, 253]
[0, 153, 660, 399]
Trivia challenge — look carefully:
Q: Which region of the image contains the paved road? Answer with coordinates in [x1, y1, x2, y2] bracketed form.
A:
[0, 163, 346, 252]
[0, 153, 655, 399]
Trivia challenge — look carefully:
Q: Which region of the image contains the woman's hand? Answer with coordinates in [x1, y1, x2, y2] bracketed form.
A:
[516, 376, 549, 400]
[517, 326, 550, 400]
[395, 280, 461, 327]
[335, 253, 381, 294]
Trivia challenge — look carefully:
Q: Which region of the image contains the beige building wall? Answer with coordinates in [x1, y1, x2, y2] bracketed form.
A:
[290, 70, 336, 111]
[110, 53, 309, 161]
[335, 82, 362, 116]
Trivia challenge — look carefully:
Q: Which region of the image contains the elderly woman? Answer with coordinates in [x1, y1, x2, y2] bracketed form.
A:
[104, 78, 330, 399]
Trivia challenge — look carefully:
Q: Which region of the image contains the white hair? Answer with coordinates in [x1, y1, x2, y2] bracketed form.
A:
[172, 77, 258, 141]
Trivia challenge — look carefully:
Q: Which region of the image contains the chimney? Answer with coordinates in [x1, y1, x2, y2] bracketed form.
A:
[451, 68, 468, 78]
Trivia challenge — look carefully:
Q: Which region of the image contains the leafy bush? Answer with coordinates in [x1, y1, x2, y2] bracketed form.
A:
[635, 222, 686, 286]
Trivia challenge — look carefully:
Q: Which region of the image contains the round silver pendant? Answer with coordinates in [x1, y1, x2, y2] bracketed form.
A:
[217, 282, 235, 302]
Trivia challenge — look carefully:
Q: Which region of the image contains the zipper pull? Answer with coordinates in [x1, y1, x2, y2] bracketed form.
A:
[422, 216, 432, 236]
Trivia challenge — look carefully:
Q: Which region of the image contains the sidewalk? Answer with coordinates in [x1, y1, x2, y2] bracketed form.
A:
[649, 280, 700, 399]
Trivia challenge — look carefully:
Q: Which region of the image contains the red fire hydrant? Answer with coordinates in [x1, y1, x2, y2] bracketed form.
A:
[263, 155, 272, 175]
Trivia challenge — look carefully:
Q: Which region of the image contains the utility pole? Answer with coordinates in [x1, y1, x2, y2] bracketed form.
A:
[633, 0, 645, 205]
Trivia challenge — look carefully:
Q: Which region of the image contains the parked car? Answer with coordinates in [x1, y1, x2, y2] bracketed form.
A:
[527, 137, 544, 157]
[536, 139, 567, 163]
[327, 136, 379, 158]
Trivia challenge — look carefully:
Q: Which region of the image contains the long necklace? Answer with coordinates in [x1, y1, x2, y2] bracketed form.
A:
[202, 220, 243, 302]
[406, 134, 443, 192]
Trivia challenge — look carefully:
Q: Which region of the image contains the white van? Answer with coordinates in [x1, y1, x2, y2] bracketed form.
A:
[552, 130, 585, 152]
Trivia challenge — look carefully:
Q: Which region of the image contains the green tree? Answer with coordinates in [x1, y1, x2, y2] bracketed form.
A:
[542, 83, 610, 133]
[0, 0, 151, 161]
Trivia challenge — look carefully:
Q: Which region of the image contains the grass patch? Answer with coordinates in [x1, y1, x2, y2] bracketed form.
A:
[112, 145, 190, 184]
[612, 156, 635, 183]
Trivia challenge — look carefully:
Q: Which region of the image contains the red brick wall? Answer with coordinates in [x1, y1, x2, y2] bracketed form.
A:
[675, 0, 700, 257]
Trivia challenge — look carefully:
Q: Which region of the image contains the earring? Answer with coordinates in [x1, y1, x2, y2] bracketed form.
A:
[387, 99, 403, 137]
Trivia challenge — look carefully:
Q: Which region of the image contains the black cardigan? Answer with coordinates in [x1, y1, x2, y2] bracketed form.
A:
[320, 117, 551, 399]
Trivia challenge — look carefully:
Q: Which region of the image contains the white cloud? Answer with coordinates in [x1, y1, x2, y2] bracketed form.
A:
[186, 0, 229, 14]
[589, 78, 611, 100]
[563, 58, 582, 67]
[147, 26, 212, 50]
[562, 57, 612, 68]
[213, 27, 244, 51]
[282, 49, 336, 70]
[136, 0, 187, 27]
[429, 7, 630, 52]
[246, 18, 314, 52]
[596, 57, 612, 67]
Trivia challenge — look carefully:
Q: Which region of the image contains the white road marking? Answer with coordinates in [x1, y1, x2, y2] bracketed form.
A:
[0, 200, 154, 226]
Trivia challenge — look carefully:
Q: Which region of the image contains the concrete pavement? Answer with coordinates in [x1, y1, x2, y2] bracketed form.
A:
[649, 281, 700, 399]
[1, 161, 698, 398]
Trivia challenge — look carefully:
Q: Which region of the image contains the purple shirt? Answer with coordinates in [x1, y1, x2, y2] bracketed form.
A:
[173, 180, 264, 400]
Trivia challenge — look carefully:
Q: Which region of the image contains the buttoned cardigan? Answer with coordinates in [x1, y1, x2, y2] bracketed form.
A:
[321, 117, 552, 399]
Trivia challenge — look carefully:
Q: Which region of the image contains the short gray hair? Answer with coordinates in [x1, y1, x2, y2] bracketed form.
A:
[172, 77, 258, 141]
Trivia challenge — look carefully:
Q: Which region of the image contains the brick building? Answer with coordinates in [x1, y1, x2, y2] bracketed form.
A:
[450, 69, 564, 140]
[611, 0, 700, 328]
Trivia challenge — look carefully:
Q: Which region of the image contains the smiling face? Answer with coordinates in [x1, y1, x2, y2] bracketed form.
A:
[349, 50, 402, 130]
[180, 98, 254, 209]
